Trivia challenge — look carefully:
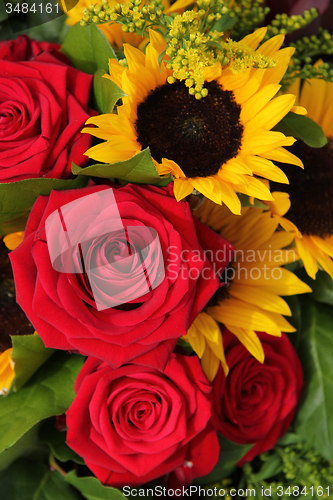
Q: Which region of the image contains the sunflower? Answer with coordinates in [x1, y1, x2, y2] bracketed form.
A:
[83, 27, 304, 213]
[192, 197, 311, 363]
[267, 64, 333, 279]
[0, 348, 15, 396]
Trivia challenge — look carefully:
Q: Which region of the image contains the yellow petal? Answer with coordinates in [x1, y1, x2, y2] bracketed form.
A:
[201, 347, 221, 382]
[260, 146, 304, 168]
[240, 130, 295, 156]
[239, 27, 267, 50]
[84, 137, 138, 163]
[291, 105, 307, 115]
[215, 177, 242, 215]
[244, 156, 289, 184]
[173, 178, 193, 200]
[190, 177, 222, 205]
[310, 235, 333, 258]
[257, 34, 285, 57]
[295, 237, 318, 280]
[247, 94, 296, 132]
[203, 62, 222, 82]
[208, 298, 282, 335]
[234, 176, 274, 201]
[299, 77, 327, 124]
[226, 326, 265, 363]
[269, 191, 291, 217]
[183, 328, 206, 358]
[166, 0, 194, 13]
[240, 84, 281, 124]
[3, 232, 24, 250]
[233, 69, 265, 104]
[229, 283, 291, 315]
[0, 348, 15, 395]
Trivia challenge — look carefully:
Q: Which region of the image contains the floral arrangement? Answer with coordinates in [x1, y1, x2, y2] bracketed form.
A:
[1, 0, 333, 498]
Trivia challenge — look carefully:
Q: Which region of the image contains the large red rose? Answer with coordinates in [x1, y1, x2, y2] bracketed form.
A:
[10, 184, 233, 369]
[0, 38, 94, 182]
[212, 329, 303, 463]
[66, 353, 219, 486]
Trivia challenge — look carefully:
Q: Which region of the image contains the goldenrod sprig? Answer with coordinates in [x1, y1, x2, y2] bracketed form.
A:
[281, 28, 333, 90]
[80, 0, 276, 98]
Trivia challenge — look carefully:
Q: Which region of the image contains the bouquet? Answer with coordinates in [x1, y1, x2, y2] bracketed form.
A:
[1, 0, 333, 498]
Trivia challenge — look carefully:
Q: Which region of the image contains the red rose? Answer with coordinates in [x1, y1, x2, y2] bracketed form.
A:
[212, 329, 303, 463]
[0, 35, 67, 63]
[0, 40, 94, 182]
[66, 353, 219, 486]
[10, 184, 233, 369]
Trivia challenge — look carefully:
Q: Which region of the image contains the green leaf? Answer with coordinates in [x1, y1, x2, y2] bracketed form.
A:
[238, 193, 268, 210]
[11, 334, 55, 392]
[157, 49, 166, 71]
[177, 338, 195, 356]
[296, 268, 333, 307]
[274, 112, 327, 148]
[39, 418, 85, 465]
[294, 299, 333, 459]
[276, 432, 301, 446]
[211, 13, 238, 32]
[72, 148, 171, 185]
[0, 175, 89, 236]
[0, 458, 79, 500]
[65, 471, 127, 500]
[0, 0, 8, 22]
[61, 23, 116, 74]
[284, 295, 302, 350]
[0, 352, 84, 454]
[250, 454, 283, 482]
[22, 14, 68, 44]
[0, 424, 46, 472]
[93, 69, 126, 114]
[194, 434, 253, 485]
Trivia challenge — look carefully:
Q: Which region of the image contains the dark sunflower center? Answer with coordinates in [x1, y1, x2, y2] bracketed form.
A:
[135, 81, 243, 178]
[271, 139, 333, 238]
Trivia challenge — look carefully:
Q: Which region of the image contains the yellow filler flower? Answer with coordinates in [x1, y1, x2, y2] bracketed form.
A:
[0, 349, 15, 396]
[193, 198, 311, 363]
[267, 63, 333, 279]
[83, 27, 304, 213]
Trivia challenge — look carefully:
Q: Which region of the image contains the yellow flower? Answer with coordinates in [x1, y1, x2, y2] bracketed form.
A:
[0, 349, 15, 396]
[183, 312, 228, 381]
[267, 63, 333, 279]
[193, 198, 311, 363]
[83, 27, 303, 213]
[3, 231, 24, 250]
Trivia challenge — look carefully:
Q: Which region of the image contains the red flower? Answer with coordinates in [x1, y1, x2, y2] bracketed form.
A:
[0, 36, 94, 182]
[66, 353, 219, 486]
[212, 329, 303, 464]
[10, 184, 233, 369]
[0, 35, 67, 63]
